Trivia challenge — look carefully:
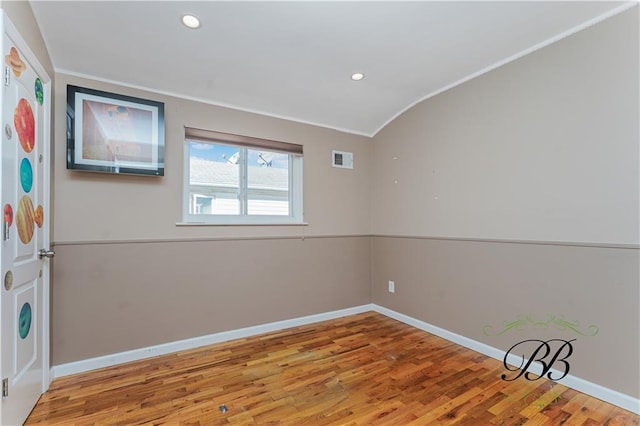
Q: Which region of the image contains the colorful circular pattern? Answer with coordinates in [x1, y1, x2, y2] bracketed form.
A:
[18, 302, 32, 339]
[35, 78, 44, 106]
[34, 205, 44, 228]
[4, 271, 13, 291]
[5, 47, 26, 77]
[16, 195, 34, 244]
[4, 203, 13, 227]
[20, 158, 33, 193]
[14, 98, 35, 153]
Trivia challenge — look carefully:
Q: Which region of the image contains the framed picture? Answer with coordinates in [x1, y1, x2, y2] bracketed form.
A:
[66, 85, 165, 176]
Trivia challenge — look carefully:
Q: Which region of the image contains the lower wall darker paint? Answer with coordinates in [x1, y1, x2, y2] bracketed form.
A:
[52, 235, 639, 401]
[371, 236, 640, 399]
[52, 236, 371, 365]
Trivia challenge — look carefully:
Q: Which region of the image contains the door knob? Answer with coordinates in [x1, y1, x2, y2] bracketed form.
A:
[38, 249, 55, 259]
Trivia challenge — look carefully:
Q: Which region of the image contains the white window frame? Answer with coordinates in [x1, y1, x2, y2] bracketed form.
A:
[181, 129, 304, 225]
[191, 193, 213, 215]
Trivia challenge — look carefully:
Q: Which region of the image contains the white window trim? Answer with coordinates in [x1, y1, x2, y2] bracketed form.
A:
[181, 140, 304, 226]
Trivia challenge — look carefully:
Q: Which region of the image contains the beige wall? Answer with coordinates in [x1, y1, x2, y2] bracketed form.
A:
[372, 8, 639, 399]
[51, 74, 373, 363]
[54, 74, 371, 243]
[372, 8, 639, 246]
[10, 0, 638, 404]
[53, 237, 371, 364]
[372, 237, 639, 397]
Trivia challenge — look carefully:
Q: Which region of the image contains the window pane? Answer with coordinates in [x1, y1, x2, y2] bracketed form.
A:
[247, 149, 289, 215]
[189, 142, 240, 215]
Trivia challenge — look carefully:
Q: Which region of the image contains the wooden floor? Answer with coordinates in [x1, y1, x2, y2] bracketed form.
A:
[27, 312, 639, 425]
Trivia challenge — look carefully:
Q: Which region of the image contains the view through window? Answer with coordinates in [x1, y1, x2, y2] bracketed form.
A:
[184, 129, 303, 224]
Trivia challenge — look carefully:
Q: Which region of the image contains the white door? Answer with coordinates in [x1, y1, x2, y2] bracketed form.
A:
[0, 13, 51, 426]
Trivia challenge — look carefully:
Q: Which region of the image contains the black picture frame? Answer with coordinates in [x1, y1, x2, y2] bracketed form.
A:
[66, 85, 165, 176]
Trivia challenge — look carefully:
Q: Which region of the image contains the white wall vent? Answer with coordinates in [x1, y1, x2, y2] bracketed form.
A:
[332, 150, 353, 169]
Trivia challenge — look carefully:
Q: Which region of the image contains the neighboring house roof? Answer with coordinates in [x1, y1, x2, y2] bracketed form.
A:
[190, 156, 288, 191]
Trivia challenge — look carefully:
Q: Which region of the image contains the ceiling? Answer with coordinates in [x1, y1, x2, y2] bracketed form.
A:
[30, 1, 630, 137]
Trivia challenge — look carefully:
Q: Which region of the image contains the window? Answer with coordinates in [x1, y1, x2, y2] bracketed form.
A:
[183, 127, 303, 224]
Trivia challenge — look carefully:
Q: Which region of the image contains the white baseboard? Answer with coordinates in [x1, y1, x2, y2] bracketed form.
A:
[372, 305, 640, 415]
[51, 304, 375, 379]
[51, 302, 639, 415]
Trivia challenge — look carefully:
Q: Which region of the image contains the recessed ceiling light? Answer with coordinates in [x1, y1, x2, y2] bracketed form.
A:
[351, 73, 365, 81]
[182, 14, 200, 29]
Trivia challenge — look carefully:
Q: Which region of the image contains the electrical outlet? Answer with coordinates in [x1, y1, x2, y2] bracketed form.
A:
[388, 280, 395, 293]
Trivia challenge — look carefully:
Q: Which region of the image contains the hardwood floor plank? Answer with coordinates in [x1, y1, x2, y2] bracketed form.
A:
[27, 312, 639, 425]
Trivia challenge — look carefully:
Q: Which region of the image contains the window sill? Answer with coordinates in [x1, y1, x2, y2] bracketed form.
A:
[176, 221, 309, 227]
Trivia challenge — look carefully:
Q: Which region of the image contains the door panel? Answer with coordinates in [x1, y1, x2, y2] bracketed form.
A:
[1, 13, 51, 426]
[15, 283, 36, 379]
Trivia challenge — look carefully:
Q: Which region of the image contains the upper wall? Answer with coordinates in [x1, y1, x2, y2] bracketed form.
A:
[53, 74, 372, 243]
[372, 7, 639, 246]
